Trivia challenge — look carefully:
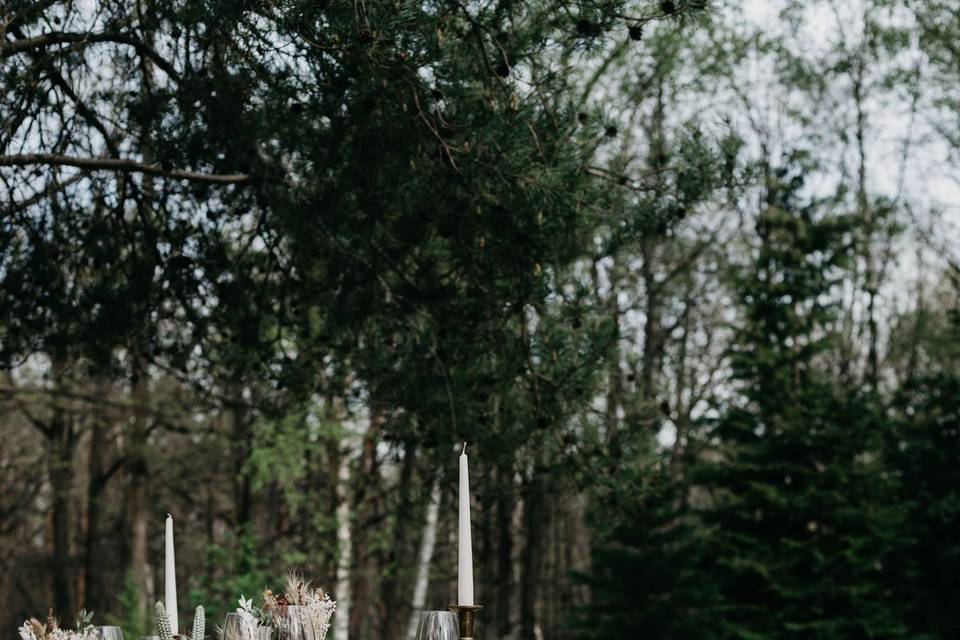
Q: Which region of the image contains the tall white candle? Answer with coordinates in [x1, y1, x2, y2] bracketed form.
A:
[165, 514, 179, 635]
[458, 443, 474, 606]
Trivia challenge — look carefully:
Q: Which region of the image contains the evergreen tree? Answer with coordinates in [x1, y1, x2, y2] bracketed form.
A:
[886, 302, 960, 638]
[701, 158, 908, 640]
[574, 463, 719, 640]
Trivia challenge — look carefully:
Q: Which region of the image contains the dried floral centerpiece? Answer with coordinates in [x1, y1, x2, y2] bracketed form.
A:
[266, 573, 336, 640]
[19, 609, 95, 640]
[156, 601, 205, 640]
[226, 573, 336, 640]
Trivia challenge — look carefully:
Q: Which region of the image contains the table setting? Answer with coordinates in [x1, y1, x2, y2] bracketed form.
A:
[17, 446, 480, 640]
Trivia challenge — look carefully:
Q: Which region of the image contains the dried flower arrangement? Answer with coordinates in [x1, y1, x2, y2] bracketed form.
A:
[156, 602, 205, 640]
[226, 573, 336, 640]
[267, 573, 336, 640]
[18, 609, 95, 640]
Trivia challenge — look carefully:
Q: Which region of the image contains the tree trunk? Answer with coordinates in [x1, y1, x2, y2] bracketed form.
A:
[671, 289, 693, 466]
[231, 385, 254, 527]
[127, 7, 157, 623]
[126, 365, 150, 627]
[639, 76, 667, 418]
[853, 56, 880, 389]
[347, 416, 382, 640]
[519, 474, 545, 640]
[495, 466, 514, 639]
[49, 406, 74, 618]
[382, 444, 417, 639]
[334, 449, 352, 640]
[640, 239, 663, 407]
[404, 479, 441, 640]
[83, 387, 108, 612]
[605, 263, 622, 438]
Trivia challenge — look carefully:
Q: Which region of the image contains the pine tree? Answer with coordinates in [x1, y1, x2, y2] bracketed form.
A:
[886, 304, 960, 638]
[701, 159, 908, 640]
[574, 464, 719, 640]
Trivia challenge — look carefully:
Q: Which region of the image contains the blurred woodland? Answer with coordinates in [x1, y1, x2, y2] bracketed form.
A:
[2, 1, 960, 639]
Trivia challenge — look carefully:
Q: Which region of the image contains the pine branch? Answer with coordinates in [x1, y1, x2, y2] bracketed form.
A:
[0, 154, 254, 185]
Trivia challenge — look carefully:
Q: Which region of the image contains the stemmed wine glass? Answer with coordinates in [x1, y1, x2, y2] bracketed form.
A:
[414, 611, 458, 640]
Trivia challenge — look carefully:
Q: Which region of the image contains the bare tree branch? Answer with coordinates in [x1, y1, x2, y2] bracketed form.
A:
[2, 172, 84, 215]
[0, 153, 255, 184]
[0, 384, 196, 434]
[1, 31, 182, 81]
[8, 24, 122, 156]
[4, 0, 66, 32]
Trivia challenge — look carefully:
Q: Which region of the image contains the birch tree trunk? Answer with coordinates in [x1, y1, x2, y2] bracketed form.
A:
[334, 450, 352, 640]
[404, 479, 442, 640]
[347, 418, 382, 640]
[382, 444, 417, 638]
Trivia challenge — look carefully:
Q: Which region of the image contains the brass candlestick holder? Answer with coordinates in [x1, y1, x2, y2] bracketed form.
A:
[449, 605, 482, 640]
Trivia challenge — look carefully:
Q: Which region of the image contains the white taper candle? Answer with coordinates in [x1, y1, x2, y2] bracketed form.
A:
[165, 514, 179, 634]
[458, 442, 474, 606]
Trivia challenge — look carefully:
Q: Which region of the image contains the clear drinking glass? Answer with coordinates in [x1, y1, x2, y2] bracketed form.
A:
[414, 611, 458, 640]
[221, 613, 272, 640]
[93, 627, 124, 640]
[221, 613, 245, 640]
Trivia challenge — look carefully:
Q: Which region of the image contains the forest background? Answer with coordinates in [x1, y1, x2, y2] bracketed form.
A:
[2, 1, 960, 639]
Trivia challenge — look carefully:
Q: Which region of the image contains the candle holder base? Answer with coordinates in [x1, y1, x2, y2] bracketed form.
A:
[449, 605, 482, 640]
